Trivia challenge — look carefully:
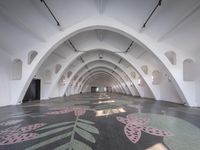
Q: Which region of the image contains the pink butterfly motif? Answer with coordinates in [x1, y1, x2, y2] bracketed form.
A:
[0, 123, 46, 145]
[0, 119, 24, 126]
[116, 114, 173, 144]
[46, 106, 87, 117]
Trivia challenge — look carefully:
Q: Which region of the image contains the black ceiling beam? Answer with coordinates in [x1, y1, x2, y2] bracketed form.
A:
[125, 41, 134, 53]
[80, 56, 84, 63]
[40, 0, 61, 26]
[67, 39, 134, 53]
[118, 58, 123, 64]
[142, 0, 162, 28]
[68, 40, 78, 52]
[112, 41, 134, 53]
[85, 65, 89, 69]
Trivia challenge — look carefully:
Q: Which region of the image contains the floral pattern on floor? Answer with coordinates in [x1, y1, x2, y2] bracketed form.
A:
[124, 113, 200, 150]
[116, 114, 172, 143]
[0, 93, 200, 150]
[0, 123, 46, 145]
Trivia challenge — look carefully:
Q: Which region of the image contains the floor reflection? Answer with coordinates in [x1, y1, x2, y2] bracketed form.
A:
[94, 100, 115, 104]
[145, 143, 168, 150]
[96, 107, 126, 117]
[98, 93, 111, 99]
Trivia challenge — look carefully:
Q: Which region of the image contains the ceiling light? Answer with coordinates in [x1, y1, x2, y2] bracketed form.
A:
[99, 53, 103, 59]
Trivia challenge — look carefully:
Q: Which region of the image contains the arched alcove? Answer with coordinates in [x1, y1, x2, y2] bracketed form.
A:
[152, 70, 160, 85]
[28, 51, 38, 64]
[67, 71, 72, 78]
[138, 77, 144, 86]
[59, 75, 66, 85]
[141, 65, 148, 74]
[124, 76, 129, 81]
[74, 74, 78, 80]
[12, 59, 22, 80]
[78, 77, 82, 82]
[55, 64, 62, 74]
[183, 59, 195, 81]
[130, 72, 136, 79]
[44, 70, 52, 83]
[165, 51, 176, 65]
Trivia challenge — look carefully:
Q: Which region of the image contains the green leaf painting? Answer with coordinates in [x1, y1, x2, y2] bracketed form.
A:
[78, 119, 95, 124]
[26, 132, 72, 150]
[75, 127, 96, 143]
[25, 109, 99, 150]
[132, 113, 200, 150]
[36, 121, 74, 131]
[72, 139, 92, 150]
[77, 122, 99, 134]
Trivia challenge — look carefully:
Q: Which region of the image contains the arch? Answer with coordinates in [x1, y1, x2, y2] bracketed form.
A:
[12, 59, 22, 80]
[60, 59, 141, 98]
[64, 65, 132, 96]
[28, 51, 38, 65]
[12, 16, 195, 106]
[55, 64, 62, 74]
[80, 72, 125, 94]
[68, 71, 124, 95]
[46, 50, 157, 100]
[141, 65, 148, 74]
[59, 75, 66, 85]
[75, 68, 131, 95]
[83, 74, 120, 92]
[165, 51, 176, 65]
[74, 66, 138, 95]
[75, 68, 127, 93]
[152, 70, 160, 85]
[183, 59, 195, 81]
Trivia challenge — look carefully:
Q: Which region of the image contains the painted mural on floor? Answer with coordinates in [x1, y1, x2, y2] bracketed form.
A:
[0, 93, 200, 150]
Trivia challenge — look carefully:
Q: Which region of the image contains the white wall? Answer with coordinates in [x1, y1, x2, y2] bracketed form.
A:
[0, 49, 11, 106]
[159, 72, 182, 104]
[195, 51, 200, 106]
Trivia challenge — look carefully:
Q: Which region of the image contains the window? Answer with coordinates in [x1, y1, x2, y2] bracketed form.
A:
[55, 64, 62, 74]
[165, 51, 176, 65]
[152, 70, 160, 84]
[12, 59, 22, 80]
[28, 51, 38, 64]
[183, 59, 195, 81]
[141, 65, 148, 74]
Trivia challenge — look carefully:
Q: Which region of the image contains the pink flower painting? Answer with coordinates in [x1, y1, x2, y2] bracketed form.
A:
[117, 114, 172, 144]
[0, 119, 24, 126]
[46, 106, 87, 117]
[0, 123, 46, 145]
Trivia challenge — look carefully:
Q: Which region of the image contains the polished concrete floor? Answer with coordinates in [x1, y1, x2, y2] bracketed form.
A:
[0, 93, 200, 150]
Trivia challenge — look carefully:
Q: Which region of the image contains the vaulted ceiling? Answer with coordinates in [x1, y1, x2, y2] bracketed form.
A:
[0, 0, 200, 107]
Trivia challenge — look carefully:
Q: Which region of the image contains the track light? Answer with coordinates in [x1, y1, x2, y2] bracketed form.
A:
[142, 0, 162, 28]
[40, 0, 61, 27]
